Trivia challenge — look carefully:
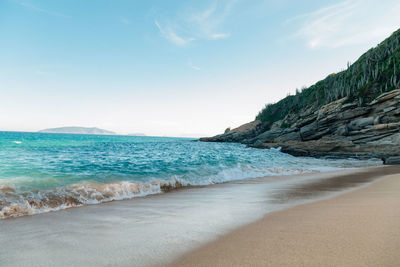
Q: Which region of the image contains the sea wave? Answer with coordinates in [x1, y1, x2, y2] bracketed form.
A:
[0, 133, 383, 219]
[0, 166, 312, 219]
[0, 179, 186, 219]
[0, 161, 381, 219]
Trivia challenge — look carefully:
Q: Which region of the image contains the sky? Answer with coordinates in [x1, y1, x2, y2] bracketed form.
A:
[1, 0, 400, 137]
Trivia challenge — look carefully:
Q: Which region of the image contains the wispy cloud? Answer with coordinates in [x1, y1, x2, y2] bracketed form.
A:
[154, 0, 234, 46]
[288, 0, 400, 49]
[18, 1, 70, 18]
[188, 60, 201, 71]
[154, 20, 194, 46]
[209, 33, 230, 40]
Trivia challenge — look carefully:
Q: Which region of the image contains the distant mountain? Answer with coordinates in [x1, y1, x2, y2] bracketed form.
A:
[38, 127, 116, 135]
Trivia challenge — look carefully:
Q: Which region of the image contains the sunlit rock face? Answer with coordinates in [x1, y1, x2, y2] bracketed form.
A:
[201, 89, 400, 164]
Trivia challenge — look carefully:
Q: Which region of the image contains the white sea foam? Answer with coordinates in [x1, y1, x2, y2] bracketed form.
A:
[0, 157, 381, 219]
[0, 132, 383, 219]
[0, 181, 163, 219]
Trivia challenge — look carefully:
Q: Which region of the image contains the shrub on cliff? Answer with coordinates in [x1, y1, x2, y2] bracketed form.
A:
[257, 28, 400, 125]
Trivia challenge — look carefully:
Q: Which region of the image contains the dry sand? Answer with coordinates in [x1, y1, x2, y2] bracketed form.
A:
[172, 168, 400, 266]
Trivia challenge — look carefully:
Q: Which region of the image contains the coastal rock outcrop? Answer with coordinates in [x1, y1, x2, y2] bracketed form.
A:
[201, 89, 400, 164]
[200, 120, 268, 143]
[201, 29, 400, 164]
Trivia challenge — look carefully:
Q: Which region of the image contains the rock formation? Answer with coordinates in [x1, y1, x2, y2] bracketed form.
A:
[201, 29, 400, 164]
[200, 89, 400, 164]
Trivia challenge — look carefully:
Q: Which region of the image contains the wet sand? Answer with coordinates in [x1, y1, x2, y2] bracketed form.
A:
[172, 166, 400, 266]
[1, 166, 400, 266]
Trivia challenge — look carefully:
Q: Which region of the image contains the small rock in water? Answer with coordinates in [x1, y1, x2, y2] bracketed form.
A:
[384, 156, 400, 165]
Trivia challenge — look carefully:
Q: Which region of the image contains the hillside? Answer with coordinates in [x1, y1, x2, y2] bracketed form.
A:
[257, 28, 400, 129]
[201, 29, 400, 165]
[39, 127, 116, 135]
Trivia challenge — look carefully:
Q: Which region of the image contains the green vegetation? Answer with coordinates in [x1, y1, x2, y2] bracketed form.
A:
[256, 28, 400, 125]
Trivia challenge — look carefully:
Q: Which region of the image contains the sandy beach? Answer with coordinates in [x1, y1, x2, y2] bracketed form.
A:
[172, 166, 400, 266]
[4, 3, 400, 267]
[1, 166, 400, 266]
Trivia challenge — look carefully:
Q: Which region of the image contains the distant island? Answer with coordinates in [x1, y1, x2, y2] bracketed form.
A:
[38, 127, 116, 135]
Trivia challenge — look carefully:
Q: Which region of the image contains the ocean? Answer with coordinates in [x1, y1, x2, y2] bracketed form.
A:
[0, 131, 381, 219]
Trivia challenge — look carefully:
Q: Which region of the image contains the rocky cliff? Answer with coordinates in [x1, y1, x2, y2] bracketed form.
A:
[200, 29, 400, 164]
[200, 89, 400, 164]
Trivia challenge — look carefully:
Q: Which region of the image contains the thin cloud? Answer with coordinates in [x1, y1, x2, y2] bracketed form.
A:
[154, 0, 234, 46]
[288, 0, 400, 49]
[209, 33, 230, 40]
[18, 2, 71, 18]
[188, 60, 201, 71]
[187, 1, 233, 40]
[154, 20, 194, 46]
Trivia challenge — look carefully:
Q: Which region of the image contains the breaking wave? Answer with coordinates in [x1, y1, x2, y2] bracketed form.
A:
[0, 179, 187, 219]
[0, 165, 335, 219]
[0, 132, 382, 219]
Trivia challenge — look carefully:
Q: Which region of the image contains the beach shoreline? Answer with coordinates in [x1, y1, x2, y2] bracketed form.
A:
[0, 166, 380, 221]
[0, 166, 366, 221]
[1, 166, 399, 266]
[172, 166, 400, 266]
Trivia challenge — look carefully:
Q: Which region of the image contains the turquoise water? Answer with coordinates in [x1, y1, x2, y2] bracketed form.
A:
[0, 131, 380, 218]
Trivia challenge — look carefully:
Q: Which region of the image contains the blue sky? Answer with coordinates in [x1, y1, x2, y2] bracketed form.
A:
[1, 0, 400, 136]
